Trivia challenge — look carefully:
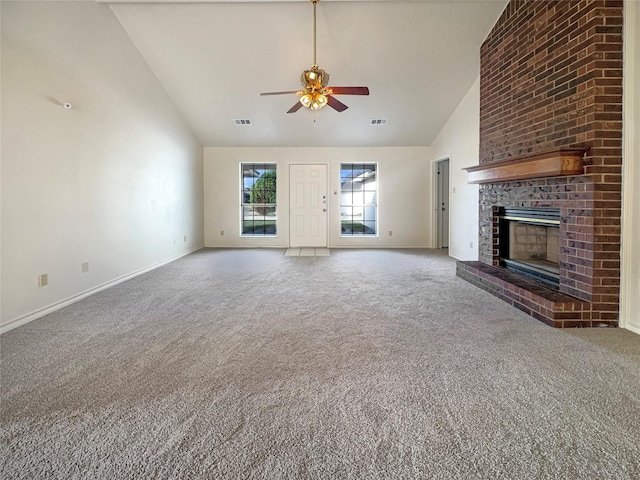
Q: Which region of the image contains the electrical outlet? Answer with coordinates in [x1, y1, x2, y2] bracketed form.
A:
[81, 262, 89, 273]
[388, 230, 393, 236]
[173, 238, 176, 245]
[470, 241, 474, 248]
[184, 235, 187, 242]
[220, 230, 224, 236]
[38, 273, 48, 287]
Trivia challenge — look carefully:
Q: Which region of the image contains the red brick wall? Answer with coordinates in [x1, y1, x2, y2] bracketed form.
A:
[477, 0, 623, 322]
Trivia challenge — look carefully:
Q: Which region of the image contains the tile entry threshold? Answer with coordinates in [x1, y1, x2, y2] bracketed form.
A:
[285, 248, 330, 257]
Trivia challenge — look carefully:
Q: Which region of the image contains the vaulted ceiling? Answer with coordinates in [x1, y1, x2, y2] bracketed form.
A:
[108, 0, 508, 147]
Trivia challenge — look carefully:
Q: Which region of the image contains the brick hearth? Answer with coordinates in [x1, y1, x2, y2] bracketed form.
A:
[457, 261, 591, 328]
[458, 0, 623, 327]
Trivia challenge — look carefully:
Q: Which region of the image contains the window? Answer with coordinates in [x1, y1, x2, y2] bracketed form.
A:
[340, 163, 377, 236]
[241, 163, 277, 236]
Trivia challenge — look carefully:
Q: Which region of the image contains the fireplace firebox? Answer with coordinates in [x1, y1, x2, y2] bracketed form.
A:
[498, 207, 560, 288]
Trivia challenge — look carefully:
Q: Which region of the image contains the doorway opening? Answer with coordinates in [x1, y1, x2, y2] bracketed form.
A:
[435, 158, 450, 249]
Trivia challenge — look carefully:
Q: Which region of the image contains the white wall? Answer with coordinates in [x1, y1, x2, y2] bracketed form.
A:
[428, 77, 480, 261]
[621, 0, 640, 334]
[1, 1, 204, 331]
[204, 147, 431, 249]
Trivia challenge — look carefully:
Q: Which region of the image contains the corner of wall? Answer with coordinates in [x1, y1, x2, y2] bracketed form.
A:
[429, 77, 481, 262]
[620, 0, 640, 334]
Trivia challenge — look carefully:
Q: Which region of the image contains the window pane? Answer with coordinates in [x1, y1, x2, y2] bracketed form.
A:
[242, 206, 277, 235]
[364, 206, 376, 221]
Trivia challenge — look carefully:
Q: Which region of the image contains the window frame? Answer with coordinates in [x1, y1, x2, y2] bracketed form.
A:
[339, 162, 378, 237]
[240, 163, 278, 237]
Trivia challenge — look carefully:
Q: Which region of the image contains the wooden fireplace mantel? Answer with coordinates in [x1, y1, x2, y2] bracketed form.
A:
[464, 149, 586, 184]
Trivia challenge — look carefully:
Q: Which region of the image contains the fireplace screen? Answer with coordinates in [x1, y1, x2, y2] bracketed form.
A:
[499, 207, 560, 287]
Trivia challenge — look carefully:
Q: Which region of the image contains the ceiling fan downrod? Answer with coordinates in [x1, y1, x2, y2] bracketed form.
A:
[299, 0, 328, 110]
[312, 0, 318, 67]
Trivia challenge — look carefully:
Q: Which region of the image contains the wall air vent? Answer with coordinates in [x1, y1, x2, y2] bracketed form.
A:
[234, 119, 252, 126]
[370, 119, 388, 125]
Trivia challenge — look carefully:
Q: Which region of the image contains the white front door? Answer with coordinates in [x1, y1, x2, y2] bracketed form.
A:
[289, 164, 328, 247]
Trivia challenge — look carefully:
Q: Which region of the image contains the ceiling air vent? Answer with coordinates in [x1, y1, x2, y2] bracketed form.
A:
[370, 119, 388, 125]
[234, 119, 252, 126]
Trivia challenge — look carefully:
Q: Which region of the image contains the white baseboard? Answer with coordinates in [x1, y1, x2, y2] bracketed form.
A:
[0, 246, 203, 335]
[203, 244, 435, 250]
[328, 245, 433, 249]
[203, 244, 287, 249]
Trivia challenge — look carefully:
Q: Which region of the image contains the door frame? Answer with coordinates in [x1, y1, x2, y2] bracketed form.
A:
[431, 156, 450, 249]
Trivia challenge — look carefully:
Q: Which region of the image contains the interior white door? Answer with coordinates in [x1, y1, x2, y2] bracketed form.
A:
[289, 164, 328, 247]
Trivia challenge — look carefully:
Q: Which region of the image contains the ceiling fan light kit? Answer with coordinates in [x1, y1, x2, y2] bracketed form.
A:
[260, 0, 369, 114]
[300, 91, 328, 111]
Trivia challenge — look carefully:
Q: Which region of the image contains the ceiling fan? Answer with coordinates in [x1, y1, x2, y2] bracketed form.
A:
[260, 0, 369, 113]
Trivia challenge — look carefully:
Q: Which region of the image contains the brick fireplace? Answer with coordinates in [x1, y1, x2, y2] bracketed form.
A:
[457, 0, 623, 327]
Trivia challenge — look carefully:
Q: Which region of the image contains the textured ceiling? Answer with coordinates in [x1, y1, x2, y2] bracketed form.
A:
[109, 0, 508, 147]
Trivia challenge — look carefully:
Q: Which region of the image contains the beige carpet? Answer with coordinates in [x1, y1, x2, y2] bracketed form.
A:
[1, 248, 639, 479]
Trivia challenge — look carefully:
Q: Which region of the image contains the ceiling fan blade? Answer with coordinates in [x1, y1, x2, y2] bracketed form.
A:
[326, 86, 369, 96]
[260, 91, 299, 96]
[326, 95, 348, 112]
[287, 101, 304, 113]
